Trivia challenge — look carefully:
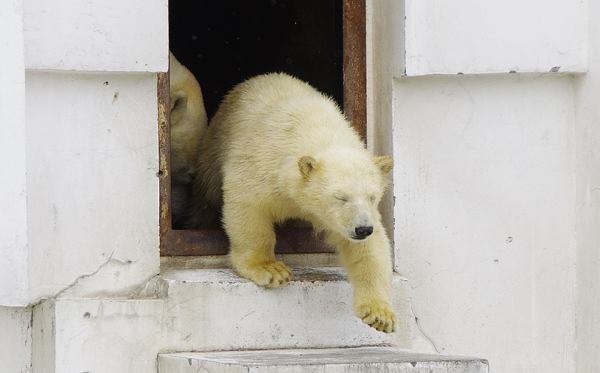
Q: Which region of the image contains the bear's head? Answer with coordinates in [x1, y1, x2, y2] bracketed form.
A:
[297, 150, 393, 242]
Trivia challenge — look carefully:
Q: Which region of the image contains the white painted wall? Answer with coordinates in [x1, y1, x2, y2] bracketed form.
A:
[25, 72, 160, 302]
[368, 0, 600, 371]
[393, 74, 577, 371]
[1, 0, 167, 306]
[0, 0, 166, 369]
[0, 70, 161, 306]
[0, 0, 28, 307]
[23, 0, 169, 72]
[366, 0, 404, 243]
[574, 1, 600, 372]
[404, 0, 588, 75]
[0, 306, 32, 373]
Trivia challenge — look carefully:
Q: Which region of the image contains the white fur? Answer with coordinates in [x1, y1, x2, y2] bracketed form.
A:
[189, 73, 396, 332]
[169, 52, 208, 227]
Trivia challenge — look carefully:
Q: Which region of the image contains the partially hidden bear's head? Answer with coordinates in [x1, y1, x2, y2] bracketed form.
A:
[298, 149, 393, 242]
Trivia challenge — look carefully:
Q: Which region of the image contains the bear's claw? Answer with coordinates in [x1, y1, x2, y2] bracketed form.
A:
[356, 303, 397, 333]
[243, 261, 293, 288]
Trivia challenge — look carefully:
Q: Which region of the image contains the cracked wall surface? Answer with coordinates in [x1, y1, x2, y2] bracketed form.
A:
[1, 0, 168, 309]
[24, 72, 160, 303]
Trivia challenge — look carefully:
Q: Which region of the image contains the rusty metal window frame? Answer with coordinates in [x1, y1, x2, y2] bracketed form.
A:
[159, 0, 366, 256]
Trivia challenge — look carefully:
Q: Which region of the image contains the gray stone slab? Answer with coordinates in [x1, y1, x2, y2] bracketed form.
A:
[161, 267, 350, 283]
[36, 268, 412, 371]
[159, 347, 489, 373]
[161, 268, 411, 350]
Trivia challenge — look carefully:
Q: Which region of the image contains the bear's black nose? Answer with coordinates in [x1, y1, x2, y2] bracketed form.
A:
[354, 226, 374, 239]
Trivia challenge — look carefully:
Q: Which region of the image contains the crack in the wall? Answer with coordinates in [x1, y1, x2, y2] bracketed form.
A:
[133, 275, 168, 299]
[50, 247, 122, 299]
[29, 258, 162, 308]
[410, 301, 441, 354]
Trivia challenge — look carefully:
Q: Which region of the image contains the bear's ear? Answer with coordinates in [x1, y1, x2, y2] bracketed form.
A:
[299, 156, 318, 180]
[170, 89, 188, 113]
[374, 156, 394, 176]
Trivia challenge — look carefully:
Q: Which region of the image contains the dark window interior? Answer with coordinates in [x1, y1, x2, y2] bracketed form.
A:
[169, 0, 344, 120]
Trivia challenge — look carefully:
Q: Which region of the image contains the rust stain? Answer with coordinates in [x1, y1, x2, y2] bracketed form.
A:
[158, 72, 172, 248]
[343, 0, 367, 145]
[160, 201, 169, 223]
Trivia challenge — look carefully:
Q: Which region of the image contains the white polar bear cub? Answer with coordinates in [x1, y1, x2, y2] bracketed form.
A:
[188, 73, 396, 333]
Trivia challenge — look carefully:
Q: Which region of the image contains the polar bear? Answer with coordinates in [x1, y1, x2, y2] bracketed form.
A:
[188, 73, 396, 333]
[169, 52, 208, 228]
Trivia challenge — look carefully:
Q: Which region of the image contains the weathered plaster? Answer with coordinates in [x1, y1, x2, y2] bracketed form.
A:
[0, 0, 28, 307]
[0, 306, 32, 373]
[24, 72, 160, 303]
[23, 0, 168, 72]
[29, 269, 411, 372]
[393, 73, 578, 371]
[404, 0, 588, 75]
[574, 1, 600, 370]
[159, 347, 489, 373]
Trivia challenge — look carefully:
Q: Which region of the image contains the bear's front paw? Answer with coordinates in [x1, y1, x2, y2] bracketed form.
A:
[240, 261, 293, 288]
[355, 302, 397, 333]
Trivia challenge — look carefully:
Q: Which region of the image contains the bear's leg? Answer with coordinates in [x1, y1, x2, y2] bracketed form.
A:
[334, 226, 397, 333]
[223, 203, 292, 288]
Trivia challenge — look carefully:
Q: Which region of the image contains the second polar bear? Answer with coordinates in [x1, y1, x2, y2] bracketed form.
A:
[188, 73, 396, 332]
[169, 52, 208, 228]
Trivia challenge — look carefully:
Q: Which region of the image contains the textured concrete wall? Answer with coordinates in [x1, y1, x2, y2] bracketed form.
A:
[0, 0, 167, 308]
[0, 307, 32, 373]
[0, 0, 28, 307]
[23, 0, 168, 72]
[403, 0, 588, 75]
[393, 74, 577, 372]
[25, 72, 160, 303]
[367, 0, 597, 371]
[575, 1, 600, 371]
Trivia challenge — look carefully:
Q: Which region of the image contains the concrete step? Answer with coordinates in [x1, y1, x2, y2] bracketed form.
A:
[34, 267, 411, 372]
[161, 267, 411, 351]
[158, 346, 489, 373]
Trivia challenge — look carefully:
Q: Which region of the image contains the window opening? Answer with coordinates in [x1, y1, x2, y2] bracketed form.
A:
[160, 0, 366, 256]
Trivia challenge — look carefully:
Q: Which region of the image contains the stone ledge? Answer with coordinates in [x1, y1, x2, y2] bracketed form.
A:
[158, 346, 489, 372]
[161, 267, 351, 283]
[161, 267, 411, 351]
[32, 268, 411, 372]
